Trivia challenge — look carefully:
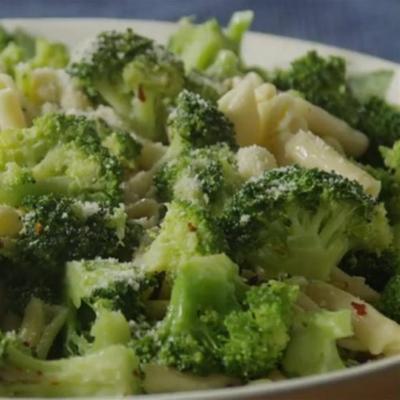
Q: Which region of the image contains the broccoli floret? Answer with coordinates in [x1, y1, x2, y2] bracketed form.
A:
[282, 309, 353, 377]
[0, 113, 128, 205]
[138, 201, 226, 274]
[136, 254, 298, 380]
[379, 274, 400, 323]
[154, 143, 242, 213]
[0, 332, 140, 397]
[272, 51, 360, 128]
[64, 258, 155, 355]
[68, 29, 185, 141]
[168, 90, 237, 153]
[359, 97, 400, 163]
[168, 11, 253, 77]
[0, 27, 68, 76]
[220, 166, 392, 280]
[0, 195, 143, 313]
[340, 250, 399, 291]
[184, 69, 226, 102]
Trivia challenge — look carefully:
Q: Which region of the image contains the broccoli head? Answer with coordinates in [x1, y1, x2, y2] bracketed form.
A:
[68, 29, 185, 140]
[138, 200, 226, 274]
[168, 11, 253, 77]
[379, 274, 400, 323]
[272, 51, 360, 128]
[154, 143, 242, 213]
[135, 254, 298, 380]
[0, 113, 139, 205]
[0, 332, 140, 397]
[340, 249, 400, 291]
[168, 90, 237, 153]
[221, 166, 392, 280]
[65, 258, 156, 355]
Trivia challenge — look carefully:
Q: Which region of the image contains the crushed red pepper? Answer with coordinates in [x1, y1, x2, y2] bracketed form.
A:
[351, 301, 367, 316]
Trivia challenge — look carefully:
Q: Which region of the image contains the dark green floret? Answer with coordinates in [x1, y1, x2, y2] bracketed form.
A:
[220, 166, 392, 280]
[68, 29, 185, 140]
[154, 143, 242, 213]
[168, 90, 237, 152]
[272, 51, 360, 127]
[340, 250, 400, 291]
[135, 254, 298, 380]
[379, 274, 400, 323]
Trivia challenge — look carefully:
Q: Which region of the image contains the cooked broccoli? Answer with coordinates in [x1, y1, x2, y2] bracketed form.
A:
[220, 166, 393, 280]
[340, 249, 399, 291]
[379, 274, 400, 323]
[282, 309, 353, 377]
[272, 51, 360, 128]
[0, 332, 140, 397]
[68, 29, 185, 141]
[167, 90, 237, 154]
[0, 27, 68, 76]
[64, 258, 155, 355]
[184, 69, 226, 102]
[138, 200, 226, 274]
[0, 195, 143, 315]
[135, 254, 298, 380]
[359, 97, 400, 163]
[0, 113, 140, 205]
[168, 11, 253, 77]
[154, 143, 242, 213]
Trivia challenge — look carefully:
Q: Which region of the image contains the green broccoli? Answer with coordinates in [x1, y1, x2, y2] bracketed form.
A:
[0, 195, 143, 315]
[220, 166, 392, 280]
[272, 51, 360, 128]
[167, 90, 237, 154]
[0, 113, 141, 205]
[379, 274, 400, 323]
[0, 27, 68, 76]
[68, 29, 185, 141]
[359, 97, 400, 163]
[64, 258, 155, 355]
[340, 250, 399, 291]
[184, 69, 226, 102]
[282, 309, 353, 377]
[0, 332, 140, 397]
[168, 11, 253, 77]
[138, 200, 226, 274]
[135, 254, 298, 380]
[154, 143, 242, 213]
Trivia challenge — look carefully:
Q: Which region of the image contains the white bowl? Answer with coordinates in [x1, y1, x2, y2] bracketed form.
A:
[1, 18, 399, 400]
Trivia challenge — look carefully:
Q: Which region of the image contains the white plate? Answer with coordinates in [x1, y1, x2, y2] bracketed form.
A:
[1, 18, 399, 400]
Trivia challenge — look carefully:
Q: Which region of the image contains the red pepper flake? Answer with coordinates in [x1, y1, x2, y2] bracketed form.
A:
[351, 301, 367, 316]
[138, 85, 146, 102]
[34, 222, 43, 235]
[187, 222, 197, 232]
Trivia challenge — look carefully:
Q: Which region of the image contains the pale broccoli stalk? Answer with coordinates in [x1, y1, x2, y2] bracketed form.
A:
[135, 254, 299, 380]
[282, 309, 353, 377]
[221, 166, 393, 280]
[68, 29, 185, 141]
[0, 333, 140, 397]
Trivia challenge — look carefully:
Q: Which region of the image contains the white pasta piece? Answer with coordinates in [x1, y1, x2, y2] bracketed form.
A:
[0, 205, 22, 237]
[305, 281, 400, 356]
[330, 267, 380, 303]
[0, 73, 18, 91]
[218, 73, 264, 146]
[142, 363, 239, 394]
[57, 70, 91, 112]
[293, 96, 369, 158]
[236, 145, 277, 179]
[124, 170, 155, 204]
[284, 130, 381, 197]
[0, 87, 27, 129]
[138, 141, 167, 171]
